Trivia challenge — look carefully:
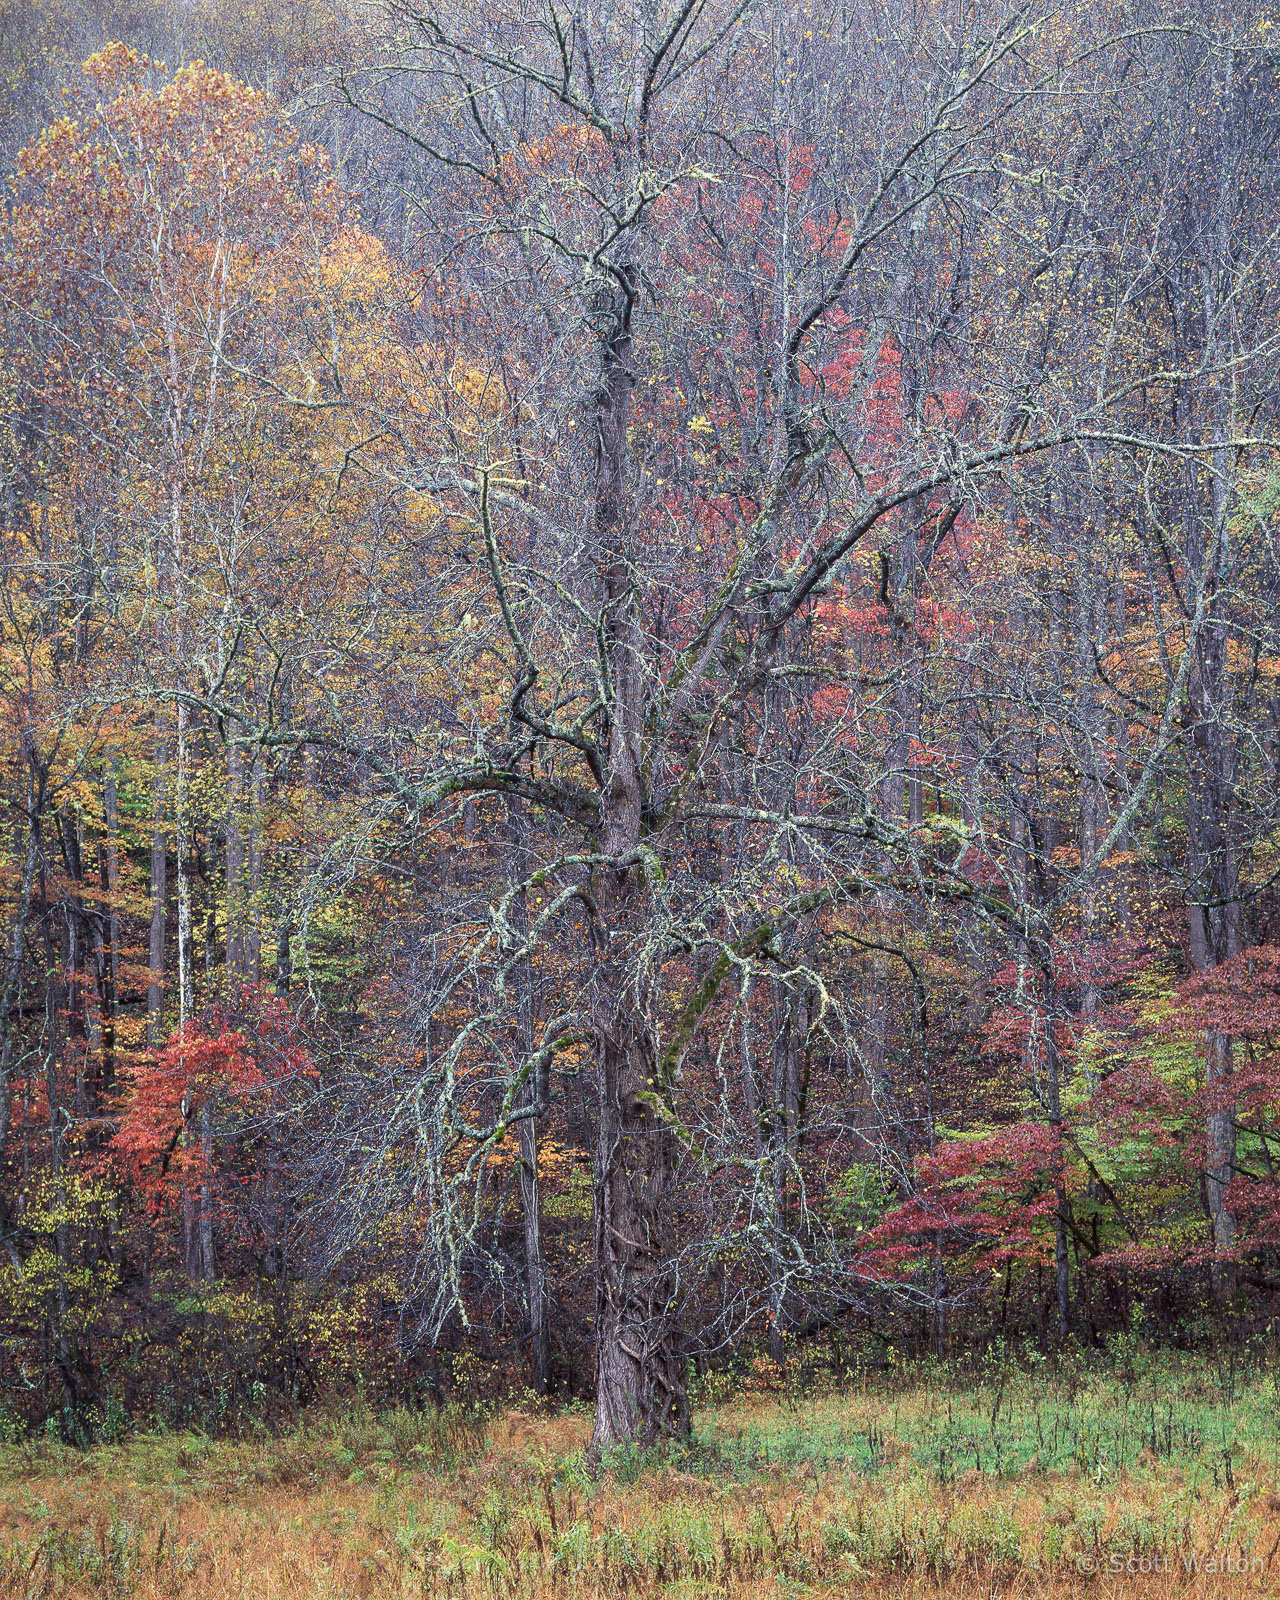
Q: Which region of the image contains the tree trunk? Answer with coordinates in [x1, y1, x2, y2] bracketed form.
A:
[1045, 1020, 1072, 1345]
[1183, 365, 1240, 1303]
[199, 1100, 216, 1280]
[591, 988, 688, 1453]
[246, 753, 263, 984]
[1013, 807, 1071, 1342]
[517, 1099, 550, 1395]
[103, 759, 120, 991]
[767, 979, 807, 1365]
[587, 268, 689, 1455]
[226, 740, 246, 981]
[174, 708, 194, 1030]
[0, 802, 39, 1163]
[148, 743, 168, 1048]
[503, 790, 551, 1396]
[94, 834, 116, 1103]
[274, 912, 292, 997]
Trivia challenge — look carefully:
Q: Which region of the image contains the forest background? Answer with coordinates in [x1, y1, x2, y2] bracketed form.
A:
[0, 0, 1278, 1459]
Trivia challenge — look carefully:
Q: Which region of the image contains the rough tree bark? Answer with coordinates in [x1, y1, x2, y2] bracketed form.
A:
[589, 268, 689, 1455]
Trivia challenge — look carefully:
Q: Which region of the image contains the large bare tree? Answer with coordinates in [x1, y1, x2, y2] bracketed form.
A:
[167, 0, 1280, 1448]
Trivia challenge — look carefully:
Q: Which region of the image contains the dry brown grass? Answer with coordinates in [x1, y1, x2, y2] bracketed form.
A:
[1, 1374, 1277, 1598]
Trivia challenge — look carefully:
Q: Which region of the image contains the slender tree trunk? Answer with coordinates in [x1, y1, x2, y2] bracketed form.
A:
[103, 759, 120, 990]
[1013, 808, 1071, 1342]
[94, 835, 116, 1103]
[96, 759, 121, 1099]
[148, 742, 168, 1048]
[274, 912, 292, 997]
[226, 740, 246, 981]
[1182, 355, 1240, 1303]
[175, 707, 193, 1031]
[174, 710, 213, 1283]
[1045, 1016, 1072, 1345]
[44, 909, 87, 1436]
[61, 817, 88, 1118]
[503, 790, 551, 1395]
[225, 741, 263, 987]
[246, 753, 263, 985]
[767, 978, 808, 1366]
[517, 1100, 550, 1395]
[1176, 113, 1245, 1302]
[199, 1100, 216, 1280]
[0, 803, 39, 1164]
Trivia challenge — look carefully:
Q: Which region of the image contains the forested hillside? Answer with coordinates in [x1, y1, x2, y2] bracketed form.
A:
[0, 0, 1278, 1453]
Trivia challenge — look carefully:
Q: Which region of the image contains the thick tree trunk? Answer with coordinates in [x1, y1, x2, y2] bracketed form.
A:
[590, 992, 688, 1454]
[587, 268, 689, 1455]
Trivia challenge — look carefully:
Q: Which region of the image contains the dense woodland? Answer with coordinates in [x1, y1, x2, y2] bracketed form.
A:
[0, 0, 1278, 1452]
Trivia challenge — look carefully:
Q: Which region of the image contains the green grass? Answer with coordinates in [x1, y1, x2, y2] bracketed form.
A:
[0, 1398, 484, 1492]
[694, 1347, 1280, 1487]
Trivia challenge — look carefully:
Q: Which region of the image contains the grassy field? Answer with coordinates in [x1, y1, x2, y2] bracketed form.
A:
[1, 1350, 1278, 1598]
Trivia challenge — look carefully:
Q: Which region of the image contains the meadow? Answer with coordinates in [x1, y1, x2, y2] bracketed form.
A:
[1, 1349, 1278, 1599]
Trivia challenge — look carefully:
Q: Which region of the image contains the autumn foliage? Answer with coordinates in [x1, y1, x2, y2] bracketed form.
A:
[0, 1, 1279, 1444]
